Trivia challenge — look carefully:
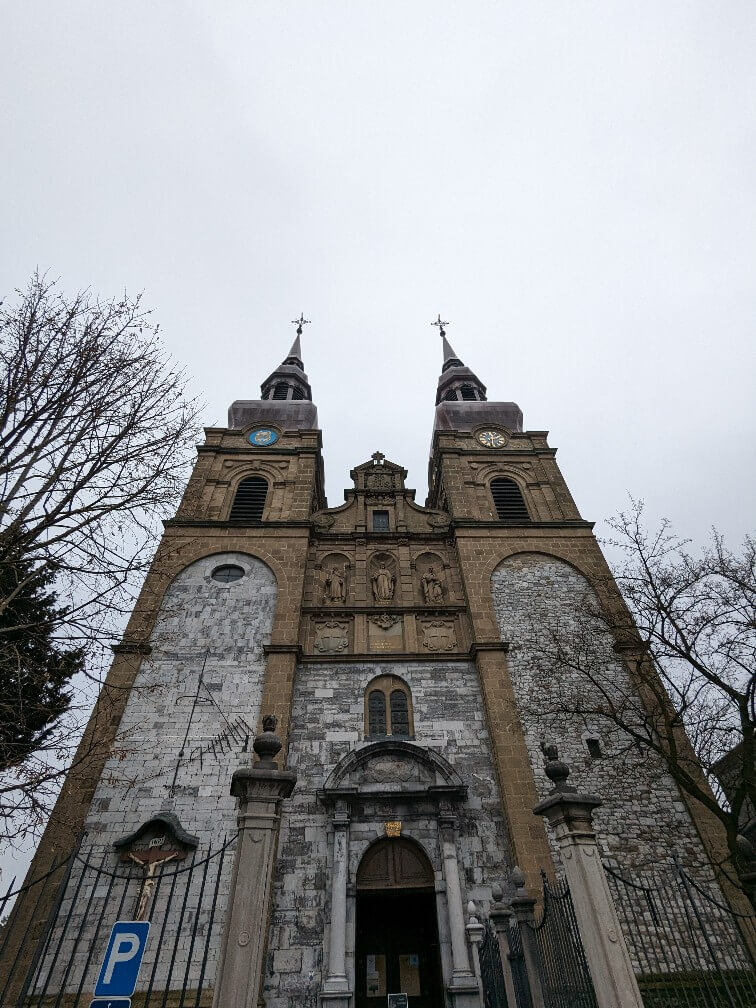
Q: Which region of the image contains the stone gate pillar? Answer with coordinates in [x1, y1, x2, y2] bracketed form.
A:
[488, 886, 519, 1008]
[533, 746, 644, 1008]
[212, 717, 296, 1008]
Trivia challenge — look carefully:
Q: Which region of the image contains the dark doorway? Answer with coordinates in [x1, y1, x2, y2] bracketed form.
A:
[355, 839, 443, 1008]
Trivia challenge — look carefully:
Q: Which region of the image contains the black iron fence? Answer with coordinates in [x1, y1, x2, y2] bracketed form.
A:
[478, 873, 597, 1008]
[506, 911, 533, 1008]
[530, 873, 598, 1008]
[605, 858, 756, 1008]
[0, 837, 234, 1007]
[480, 918, 510, 1008]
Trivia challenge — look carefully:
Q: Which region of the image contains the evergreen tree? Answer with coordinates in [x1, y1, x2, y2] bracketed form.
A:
[0, 556, 84, 772]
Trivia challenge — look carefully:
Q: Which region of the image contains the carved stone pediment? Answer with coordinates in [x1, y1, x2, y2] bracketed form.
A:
[320, 740, 467, 806]
[354, 755, 434, 787]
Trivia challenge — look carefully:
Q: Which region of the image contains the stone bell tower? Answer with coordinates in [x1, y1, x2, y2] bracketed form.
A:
[424, 321, 731, 897]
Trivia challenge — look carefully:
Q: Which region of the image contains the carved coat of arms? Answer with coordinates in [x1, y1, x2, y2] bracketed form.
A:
[314, 621, 349, 653]
[421, 620, 456, 652]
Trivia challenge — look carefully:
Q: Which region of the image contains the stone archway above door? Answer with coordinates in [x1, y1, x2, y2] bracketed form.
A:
[320, 739, 467, 807]
[357, 837, 434, 890]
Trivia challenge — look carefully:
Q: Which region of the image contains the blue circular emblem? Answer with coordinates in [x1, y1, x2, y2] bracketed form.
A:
[248, 427, 278, 447]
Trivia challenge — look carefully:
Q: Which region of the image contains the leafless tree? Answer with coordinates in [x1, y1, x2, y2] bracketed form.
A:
[0, 272, 202, 845]
[527, 500, 755, 906]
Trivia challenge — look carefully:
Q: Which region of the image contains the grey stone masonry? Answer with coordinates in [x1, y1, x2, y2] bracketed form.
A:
[263, 660, 512, 1008]
[33, 551, 277, 996]
[491, 553, 721, 880]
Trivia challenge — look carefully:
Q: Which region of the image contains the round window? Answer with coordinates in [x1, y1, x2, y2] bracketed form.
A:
[211, 564, 245, 583]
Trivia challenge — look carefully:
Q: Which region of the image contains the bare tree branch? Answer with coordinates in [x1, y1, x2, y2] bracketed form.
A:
[0, 272, 202, 845]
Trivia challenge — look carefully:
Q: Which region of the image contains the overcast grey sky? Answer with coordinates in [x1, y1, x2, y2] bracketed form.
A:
[3, 2, 755, 549]
[1, 0, 755, 884]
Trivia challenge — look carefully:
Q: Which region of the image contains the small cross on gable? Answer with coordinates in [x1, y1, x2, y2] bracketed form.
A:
[371, 451, 385, 465]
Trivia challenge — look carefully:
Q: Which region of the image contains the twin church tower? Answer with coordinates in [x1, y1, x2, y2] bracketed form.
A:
[8, 323, 728, 1007]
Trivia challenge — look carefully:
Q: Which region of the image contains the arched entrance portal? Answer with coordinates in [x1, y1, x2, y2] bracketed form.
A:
[355, 838, 443, 1008]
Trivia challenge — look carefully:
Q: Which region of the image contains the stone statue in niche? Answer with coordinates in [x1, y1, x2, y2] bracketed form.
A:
[421, 566, 445, 605]
[322, 566, 346, 604]
[372, 563, 395, 603]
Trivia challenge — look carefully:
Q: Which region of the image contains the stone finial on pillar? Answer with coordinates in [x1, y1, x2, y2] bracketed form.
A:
[465, 901, 485, 1001]
[533, 745, 644, 1008]
[211, 716, 296, 1008]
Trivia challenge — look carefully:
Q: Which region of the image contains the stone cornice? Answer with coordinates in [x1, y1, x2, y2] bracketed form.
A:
[163, 519, 313, 530]
[263, 643, 303, 658]
[470, 641, 510, 656]
[302, 604, 467, 615]
[111, 640, 152, 656]
[300, 651, 474, 663]
[451, 519, 594, 530]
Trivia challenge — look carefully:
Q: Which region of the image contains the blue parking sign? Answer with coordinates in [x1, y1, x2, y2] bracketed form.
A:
[93, 921, 150, 999]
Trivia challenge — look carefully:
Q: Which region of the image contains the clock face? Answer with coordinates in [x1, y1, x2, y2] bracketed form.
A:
[249, 427, 278, 447]
[477, 430, 506, 448]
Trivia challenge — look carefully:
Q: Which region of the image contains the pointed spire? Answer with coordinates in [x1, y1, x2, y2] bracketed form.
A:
[440, 333, 464, 372]
[259, 317, 312, 401]
[441, 332, 457, 363]
[284, 332, 303, 366]
[432, 315, 487, 405]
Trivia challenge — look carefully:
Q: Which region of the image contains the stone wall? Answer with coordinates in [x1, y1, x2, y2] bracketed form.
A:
[491, 552, 713, 875]
[262, 659, 512, 1008]
[33, 551, 276, 995]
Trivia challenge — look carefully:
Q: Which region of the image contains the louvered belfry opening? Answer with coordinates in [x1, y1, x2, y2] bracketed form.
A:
[491, 477, 530, 522]
[272, 382, 289, 400]
[229, 476, 268, 521]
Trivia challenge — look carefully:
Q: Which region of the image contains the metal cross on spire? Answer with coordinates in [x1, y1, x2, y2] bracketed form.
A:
[291, 313, 311, 337]
[431, 314, 449, 338]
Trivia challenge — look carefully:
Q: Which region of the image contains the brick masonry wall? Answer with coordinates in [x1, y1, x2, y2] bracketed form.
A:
[34, 551, 276, 995]
[262, 659, 513, 1008]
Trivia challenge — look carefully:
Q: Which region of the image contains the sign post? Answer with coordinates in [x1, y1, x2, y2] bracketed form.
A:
[89, 920, 150, 1008]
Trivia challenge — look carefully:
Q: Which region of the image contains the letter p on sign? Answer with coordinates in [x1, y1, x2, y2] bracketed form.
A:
[94, 921, 150, 999]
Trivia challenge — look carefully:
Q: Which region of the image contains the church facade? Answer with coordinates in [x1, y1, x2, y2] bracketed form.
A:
[4, 328, 738, 1006]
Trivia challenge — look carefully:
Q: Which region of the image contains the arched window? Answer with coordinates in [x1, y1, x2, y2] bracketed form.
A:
[229, 476, 268, 521]
[368, 690, 387, 736]
[292, 386, 305, 400]
[460, 384, 477, 401]
[272, 382, 289, 400]
[443, 389, 458, 402]
[365, 676, 413, 738]
[390, 690, 409, 736]
[491, 477, 530, 522]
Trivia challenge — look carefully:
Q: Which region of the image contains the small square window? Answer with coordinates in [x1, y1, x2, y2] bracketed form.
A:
[586, 738, 603, 759]
[372, 510, 390, 531]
